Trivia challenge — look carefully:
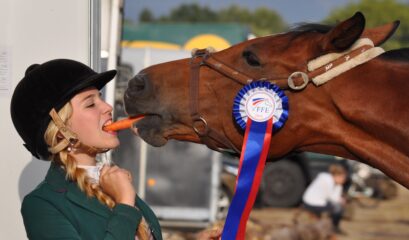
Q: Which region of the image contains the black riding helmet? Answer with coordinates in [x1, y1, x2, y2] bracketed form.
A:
[10, 59, 117, 160]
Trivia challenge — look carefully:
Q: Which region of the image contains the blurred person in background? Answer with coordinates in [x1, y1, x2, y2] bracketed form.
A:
[302, 163, 348, 235]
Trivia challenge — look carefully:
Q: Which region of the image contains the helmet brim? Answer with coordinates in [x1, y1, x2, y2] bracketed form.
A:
[56, 69, 117, 110]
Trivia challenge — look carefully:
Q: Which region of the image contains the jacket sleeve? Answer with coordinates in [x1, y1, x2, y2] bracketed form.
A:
[105, 203, 142, 239]
[22, 195, 142, 240]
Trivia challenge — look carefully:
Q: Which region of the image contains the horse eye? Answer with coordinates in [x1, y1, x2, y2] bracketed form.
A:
[242, 51, 261, 67]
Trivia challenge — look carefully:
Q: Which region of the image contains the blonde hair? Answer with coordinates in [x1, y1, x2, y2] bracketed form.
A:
[44, 102, 149, 240]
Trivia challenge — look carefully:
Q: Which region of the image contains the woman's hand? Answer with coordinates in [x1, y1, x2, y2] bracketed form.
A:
[99, 165, 136, 206]
[195, 227, 222, 240]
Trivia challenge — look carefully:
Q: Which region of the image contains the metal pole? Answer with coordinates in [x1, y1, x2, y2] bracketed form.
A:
[103, 0, 122, 164]
[209, 151, 222, 222]
[138, 47, 151, 199]
[104, 0, 120, 109]
[89, 0, 101, 72]
[90, 0, 111, 165]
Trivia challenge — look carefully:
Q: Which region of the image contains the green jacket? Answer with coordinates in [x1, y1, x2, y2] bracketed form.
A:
[21, 163, 162, 240]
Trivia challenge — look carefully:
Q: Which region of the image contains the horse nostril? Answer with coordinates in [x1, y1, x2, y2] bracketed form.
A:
[126, 74, 151, 99]
[129, 75, 146, 92]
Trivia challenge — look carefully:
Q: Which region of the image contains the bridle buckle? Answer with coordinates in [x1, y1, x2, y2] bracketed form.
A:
[288, 71, 309, 90]
[192, 116, 209, 136]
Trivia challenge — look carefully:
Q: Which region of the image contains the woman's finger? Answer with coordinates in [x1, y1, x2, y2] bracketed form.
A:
[107, 165, 120, 174]
[119, 169, 132, 180]
[100, 165, 109, 176]
[125, 170, 132, 181]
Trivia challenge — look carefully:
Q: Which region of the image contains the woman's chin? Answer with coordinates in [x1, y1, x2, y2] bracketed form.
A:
[96, 136, 120, 150]
[109, 139, 120, 149]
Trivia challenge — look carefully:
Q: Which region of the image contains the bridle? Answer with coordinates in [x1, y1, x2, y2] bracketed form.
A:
[190, 49, 240, 154]
[189, 43, 379, 153]
[189, 48, 308, 154]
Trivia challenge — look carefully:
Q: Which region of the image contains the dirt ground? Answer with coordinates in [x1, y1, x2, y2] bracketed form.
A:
[163, 184, 409, 240]
[337, 184, 409, 240]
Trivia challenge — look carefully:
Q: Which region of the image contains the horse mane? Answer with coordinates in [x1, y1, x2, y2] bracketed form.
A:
[380, 48, 409, 62]
[290, 23, 332, 34]
[290, 23, 409, 62]
[288, 23, 332, 40]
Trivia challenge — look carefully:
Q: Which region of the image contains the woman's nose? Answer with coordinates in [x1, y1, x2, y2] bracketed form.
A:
[101, 101, 113, 114]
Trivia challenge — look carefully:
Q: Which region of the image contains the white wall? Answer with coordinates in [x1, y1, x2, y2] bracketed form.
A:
[0, 0, 90, 238]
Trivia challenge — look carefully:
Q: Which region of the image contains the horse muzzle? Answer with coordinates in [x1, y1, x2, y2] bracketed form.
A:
[123, 74, 171, 146]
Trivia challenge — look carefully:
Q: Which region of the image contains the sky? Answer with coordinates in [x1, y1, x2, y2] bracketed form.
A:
[123, 0, 357, 25]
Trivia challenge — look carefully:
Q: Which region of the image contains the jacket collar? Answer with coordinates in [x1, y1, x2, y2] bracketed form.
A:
[44, 163, 69, 192]
[45, 163, 111, 218]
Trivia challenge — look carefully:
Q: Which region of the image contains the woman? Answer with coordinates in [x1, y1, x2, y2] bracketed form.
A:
[11, 59, 221, 240]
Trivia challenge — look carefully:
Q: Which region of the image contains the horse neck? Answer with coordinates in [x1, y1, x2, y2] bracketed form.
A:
[269, 53, 409, 164]
[345, 55, 409, 82]
[373, 53, 409, 74]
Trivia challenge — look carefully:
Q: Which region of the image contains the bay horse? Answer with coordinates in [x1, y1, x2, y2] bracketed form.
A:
[124, 12, 409, 189]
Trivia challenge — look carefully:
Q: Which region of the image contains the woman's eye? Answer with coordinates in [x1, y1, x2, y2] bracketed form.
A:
[243, 51, 261, 67]
[86, 103, 95, 108]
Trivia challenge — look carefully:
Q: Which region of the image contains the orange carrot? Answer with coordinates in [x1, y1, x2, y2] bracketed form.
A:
[103, 116, 145, 131]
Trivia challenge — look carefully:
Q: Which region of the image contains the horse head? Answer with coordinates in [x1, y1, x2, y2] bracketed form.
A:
[124, 12, 399, 152]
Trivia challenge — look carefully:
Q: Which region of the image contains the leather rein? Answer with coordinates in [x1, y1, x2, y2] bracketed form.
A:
[189, 44, 375, 153]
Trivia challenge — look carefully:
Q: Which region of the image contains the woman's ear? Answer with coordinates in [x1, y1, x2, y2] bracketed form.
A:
[321, 12, 366, 53]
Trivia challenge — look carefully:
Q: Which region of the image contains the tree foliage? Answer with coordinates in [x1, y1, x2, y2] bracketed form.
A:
[138, 3, 286, 36]
[139, 8, 154, 22]
[136, 0, 409, 48]
[159, 4, 218, 22]
[324, 0, 409, 49]
[218, 6, 286, 36]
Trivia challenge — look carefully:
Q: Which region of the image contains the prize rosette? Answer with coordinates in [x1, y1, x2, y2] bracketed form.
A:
[222, 81, 288, 240]
[233, 81, 289, 131]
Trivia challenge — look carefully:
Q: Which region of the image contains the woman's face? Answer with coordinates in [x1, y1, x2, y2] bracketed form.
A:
[68, 87, 119, 150]
[334, 174, 347, 185]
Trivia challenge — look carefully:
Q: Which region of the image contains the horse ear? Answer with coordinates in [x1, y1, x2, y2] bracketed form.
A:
[321, 12, 365, 52]
[361, 21, 400, 46]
